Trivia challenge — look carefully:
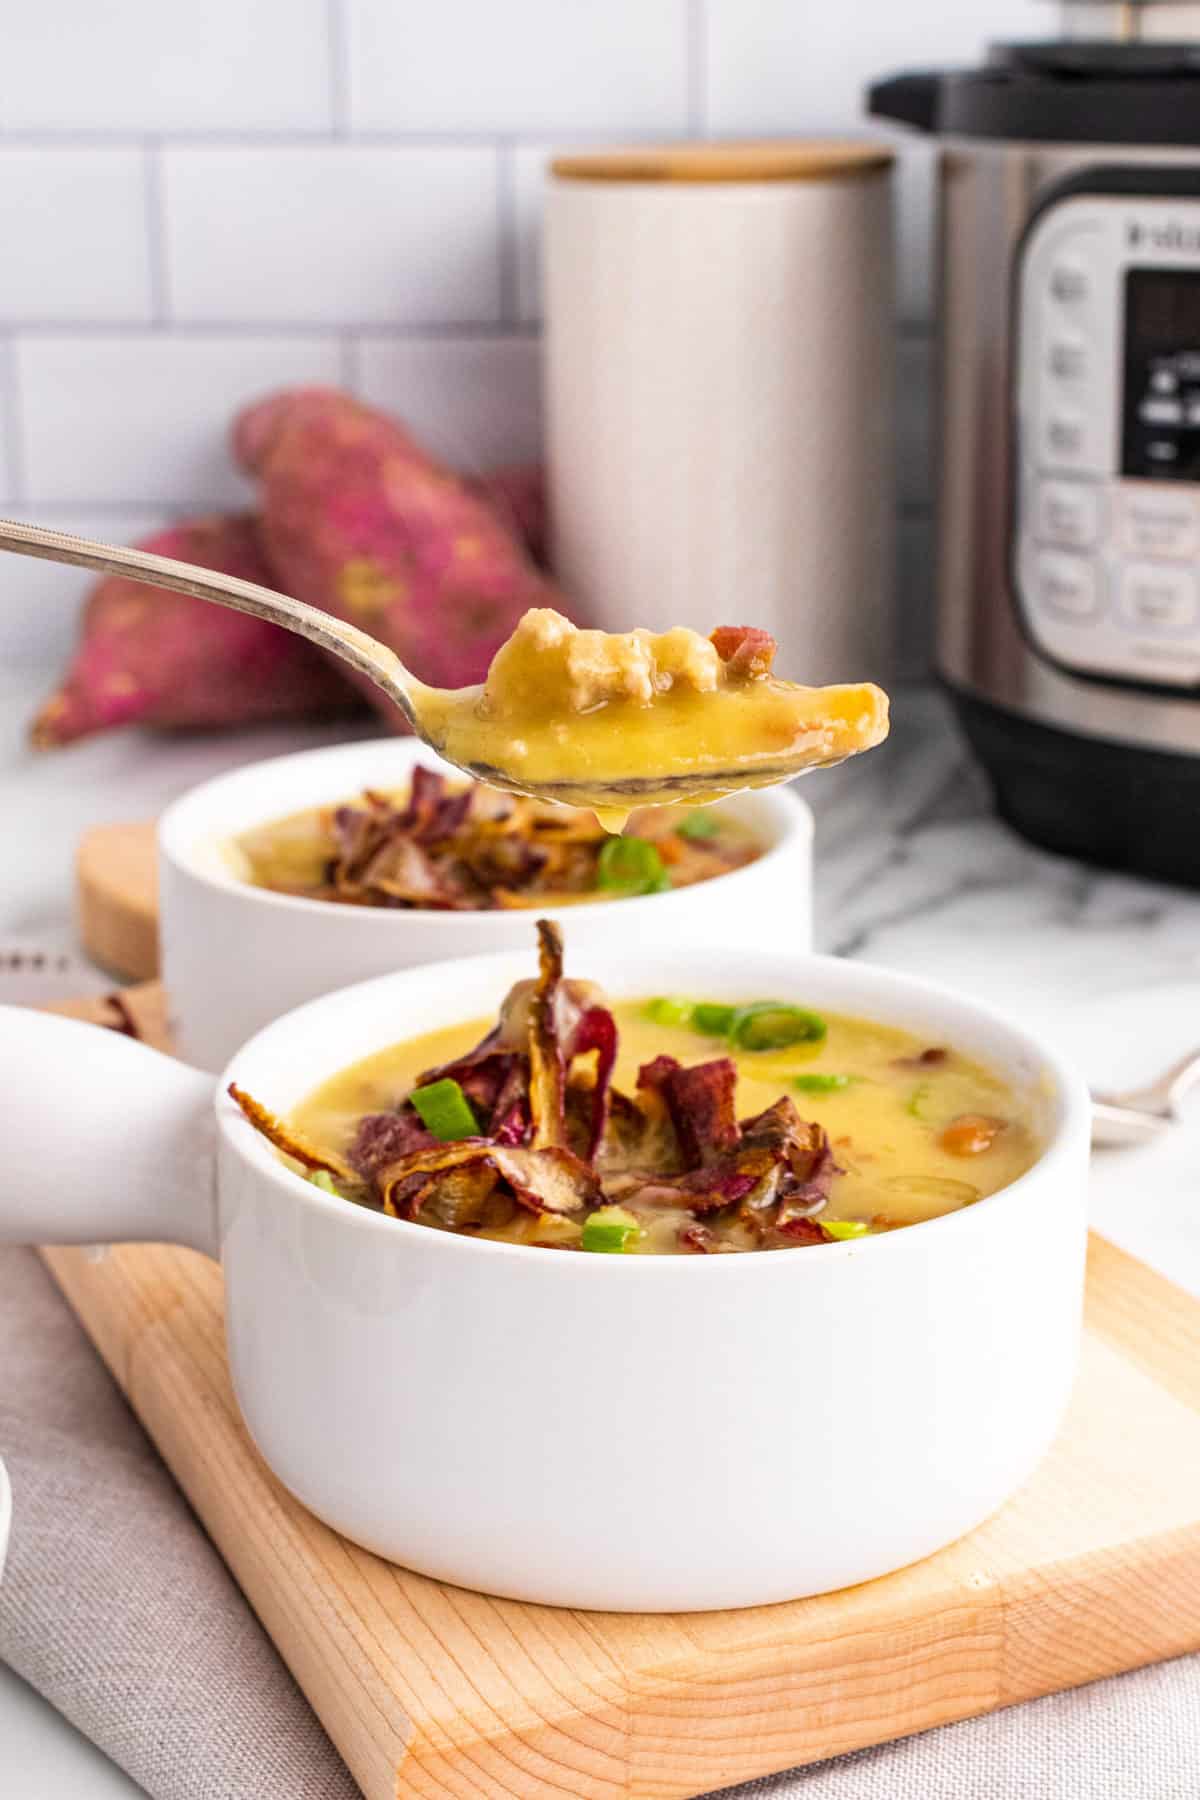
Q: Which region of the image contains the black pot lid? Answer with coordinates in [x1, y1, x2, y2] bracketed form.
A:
[869, 39, 1200, 145]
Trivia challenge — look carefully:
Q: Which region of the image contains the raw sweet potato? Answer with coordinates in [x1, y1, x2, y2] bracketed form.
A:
[233, 389, 574, 721]
[30, 516, 358, 748]
[470, 464, 547, 567]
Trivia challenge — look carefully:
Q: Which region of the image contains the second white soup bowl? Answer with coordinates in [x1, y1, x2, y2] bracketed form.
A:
[159, 737, 814, 1071]
[3, 943, 1090, 1612]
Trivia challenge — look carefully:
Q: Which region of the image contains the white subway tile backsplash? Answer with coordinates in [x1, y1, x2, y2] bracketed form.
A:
[705, 0, 1043, 136]
[16, 336, 342, 507]
[897, 334, 934, 513]
[513, 148, 550, 325]
[0, 0, 951, 679]
[346, 0, 689, 134]
[0, 0, 331, 133]
[704, 0, 1042, 327]
[0, 376, 12, 504]
[354, 336, 541, 469]
[164, 148, 500, 326]
[0, 509, 170, 670]
[0, 151, 152, 324]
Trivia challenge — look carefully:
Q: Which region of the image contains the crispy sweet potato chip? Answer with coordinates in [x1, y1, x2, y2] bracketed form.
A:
[378, 1139, 600, 1222]
[231, 924, 848, 1254]
[227, 1083, 358, 1185]
[237, 765, 758, 912]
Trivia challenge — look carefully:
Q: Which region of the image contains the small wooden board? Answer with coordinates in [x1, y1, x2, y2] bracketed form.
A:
[39, 1228, 1200, 1800]
[76, 820, 159, 982]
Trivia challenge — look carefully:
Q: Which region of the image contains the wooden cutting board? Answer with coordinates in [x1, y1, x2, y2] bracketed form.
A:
[39, 1226, 1200, 1800]
[76, 820, 159, 982]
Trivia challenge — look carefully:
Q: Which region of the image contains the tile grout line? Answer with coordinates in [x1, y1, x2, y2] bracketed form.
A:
[0, 335, 27, 507]
[496, 141, 520, 326]
[326, 0, 351, 136]
[4, 320, 540, 340]
[686, 0, 709, 137]
[0, 127, 687, 149]
[142, 139, 170, 326]
[339, 334, 360, 391]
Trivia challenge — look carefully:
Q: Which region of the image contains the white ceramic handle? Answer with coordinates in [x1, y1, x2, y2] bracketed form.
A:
[0, 1006, 218, 1257]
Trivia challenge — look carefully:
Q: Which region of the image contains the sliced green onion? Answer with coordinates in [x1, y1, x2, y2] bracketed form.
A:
[676, 810, 721, 841]
[644, 996, 696, 1027]
[596, 836, 672, 896]
[905, 1081, 934, 1121]
[822, 1218, 870, 1240]
[307, 1168, 339, 1194]
[729, 1002, 827, 1052]
[793, 1072, 853, 1094]
[411, 1077, 479, 1142]
[692, 1001, 738, 1036]
[581, 1207, 641, 1253]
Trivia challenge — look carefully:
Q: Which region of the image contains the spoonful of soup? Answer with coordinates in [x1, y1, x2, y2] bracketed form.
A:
[0, 519, 888, 822]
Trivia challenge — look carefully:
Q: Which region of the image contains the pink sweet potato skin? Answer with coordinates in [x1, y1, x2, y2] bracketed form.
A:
[31, 515, 358, 748]
[233, 390, 573, 719]
[470, 464, 547, 567]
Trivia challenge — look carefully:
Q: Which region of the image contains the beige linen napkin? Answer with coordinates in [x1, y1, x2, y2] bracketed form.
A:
[5, 1241, 1200, 1800]
[0, 1246, 360, 1800]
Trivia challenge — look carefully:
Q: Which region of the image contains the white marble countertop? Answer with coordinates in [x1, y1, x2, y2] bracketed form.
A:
[3, 672, 1200, 1795]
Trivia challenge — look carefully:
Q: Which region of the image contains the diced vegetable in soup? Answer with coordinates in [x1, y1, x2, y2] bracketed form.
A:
[229, 922, 1042, 1255]
[230, 765, 758, 909]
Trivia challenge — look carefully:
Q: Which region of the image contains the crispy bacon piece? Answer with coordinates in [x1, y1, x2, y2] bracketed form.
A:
[636, 1054, 680, 1101]
[227, 1083, 358, 1185]
[570, 1005, 617, 1162]
[774, 1216, 830, 1246]
[665, 1059, 741, 1167]
[709, 625, 777, 680]
[348, 1109, 435, 1178]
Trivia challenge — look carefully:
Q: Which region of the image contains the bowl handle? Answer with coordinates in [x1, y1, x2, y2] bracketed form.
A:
[0, 1006, 217, 1258]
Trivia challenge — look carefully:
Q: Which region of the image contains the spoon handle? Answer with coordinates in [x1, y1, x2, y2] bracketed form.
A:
[0, 516, 417, 728]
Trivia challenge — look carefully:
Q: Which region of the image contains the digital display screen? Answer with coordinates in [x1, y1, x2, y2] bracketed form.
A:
[1122, 268, 1200, 481]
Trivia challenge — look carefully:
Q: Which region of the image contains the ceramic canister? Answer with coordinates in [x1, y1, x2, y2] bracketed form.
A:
[544, 141, 896, 686]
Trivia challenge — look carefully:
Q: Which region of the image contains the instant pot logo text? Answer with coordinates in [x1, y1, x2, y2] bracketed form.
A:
[1127, 217, 1200, 255]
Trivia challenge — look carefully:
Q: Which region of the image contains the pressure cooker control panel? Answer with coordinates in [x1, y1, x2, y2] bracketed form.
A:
[1013, 180, 1200, 691]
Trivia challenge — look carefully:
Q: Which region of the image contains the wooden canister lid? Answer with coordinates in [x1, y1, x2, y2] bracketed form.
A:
[550, 140, 893, 184]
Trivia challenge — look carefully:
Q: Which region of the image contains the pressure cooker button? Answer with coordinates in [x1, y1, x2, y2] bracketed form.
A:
[1049, 259, 1089, 306]
[1035, 551, 1100, 621]
[1118, 564, 1199, 635]
[1040, 411, 1088, 469]
[1119, 489, 1199, 560]
[1035, 479, 1101, 550]
[1047, 339, 1086, 383]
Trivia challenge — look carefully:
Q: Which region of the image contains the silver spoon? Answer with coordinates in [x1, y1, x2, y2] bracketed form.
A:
[0, 517, 882, 812]
[1091, 1046, 1200, 1149]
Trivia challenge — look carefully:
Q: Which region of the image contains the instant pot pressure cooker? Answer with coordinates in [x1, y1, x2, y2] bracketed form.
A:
[871, 1, 1200, 885]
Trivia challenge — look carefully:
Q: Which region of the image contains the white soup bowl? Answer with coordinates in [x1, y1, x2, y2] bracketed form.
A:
[159, 737, 814, 1071]
[1, 945, 1089, 1612]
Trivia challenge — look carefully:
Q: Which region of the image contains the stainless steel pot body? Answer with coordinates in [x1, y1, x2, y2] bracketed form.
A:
[937, 139, 1200, 757]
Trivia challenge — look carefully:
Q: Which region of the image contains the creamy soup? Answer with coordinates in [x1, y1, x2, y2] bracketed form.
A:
[232, 923, 1041, 1255]
[415, 611, 890, 829]
[231, 767, 761, 909]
